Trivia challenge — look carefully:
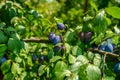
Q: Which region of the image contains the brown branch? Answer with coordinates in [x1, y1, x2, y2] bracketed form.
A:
[88, 48, 119, 57]
[84, 0, 88, 16]
[22, 39, 51, 43]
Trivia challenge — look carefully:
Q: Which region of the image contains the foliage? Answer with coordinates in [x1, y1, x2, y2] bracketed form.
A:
[0, 0, 120, 80]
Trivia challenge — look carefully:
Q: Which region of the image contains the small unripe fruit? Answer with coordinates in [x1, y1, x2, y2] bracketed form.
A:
[57, 23, 65, 30]
[53, 36, 61, 45]
[98, 45, 106, 51]
[84, 32, 92, 44]
[48, 32, 56, 41]
[114, 63, 120, 73]
[105, 43, 113, 52]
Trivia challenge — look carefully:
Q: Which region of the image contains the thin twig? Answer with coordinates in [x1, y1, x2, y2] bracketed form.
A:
[102, 54, 107, 77]
[84, 0, 88, 16]
[22, 39, 51, 43]
[88, 48, 119, 57]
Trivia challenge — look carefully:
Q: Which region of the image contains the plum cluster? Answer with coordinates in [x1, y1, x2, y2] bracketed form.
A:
[48, 23, 65, 53]
[49, 33, 61, 45]
[32, 54, 49, 63]
[98, 40, 114, 52]
[78, 32, 92, 44]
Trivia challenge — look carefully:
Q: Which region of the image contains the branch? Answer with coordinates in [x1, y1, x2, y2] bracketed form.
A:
[22, 39, 51, 43]
[84, 0, 88, 16]
[88, 48, 119, 57]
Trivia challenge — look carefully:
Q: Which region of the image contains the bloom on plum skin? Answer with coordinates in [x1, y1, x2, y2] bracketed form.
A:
[57, 23, 65, 30]
[84, 32, 92, 44]
[48, 32, 56, 41]
[105, 43, 113, 52]
[53, 36, 61, 45]
[1, 57, 7, 64]
[98, 45, 106, 51]
[114, 63, 120, 73]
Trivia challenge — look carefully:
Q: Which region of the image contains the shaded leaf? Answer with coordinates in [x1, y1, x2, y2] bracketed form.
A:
[1, 60, 11, 74]
[7, 38, 24, 54]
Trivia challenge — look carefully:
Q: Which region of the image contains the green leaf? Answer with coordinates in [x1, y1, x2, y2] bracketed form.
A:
[102, 76, 115, 80]
[54, 61, 67, 71]
[54, 61, 69, 80]
[38, 65, 46, 76]
[7, 27, 16, 32]
[11, 63, 20, 75]
[0, 44, 7, 59]
[1, 60, 11, 74]
[64, 43, 71, 54]
[90, 1, 98, 12]
[93, 54, 102, 67]
[0, 31, 7, 44]
[86, 64, 101, 80]
[76, 55, 89, 65]
[68, 54, 76, 64]
[105, 17, 111, 25]
[64, 30, 75, 43]
[93, 10, 107, 34]
[87, 52, 95, 61]
[105, 7, 120, 19]
[3, 73, 14, 80]
[70, 62, 82, 72]
[7, 38, 24, 54]
[72, 46, 82, 56]
[15, 57, 22, 63]
[55, 70, 71, 80]
[50, 56, 61, 63]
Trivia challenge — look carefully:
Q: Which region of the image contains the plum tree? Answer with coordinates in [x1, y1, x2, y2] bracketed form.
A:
[57, 23, 65, 30]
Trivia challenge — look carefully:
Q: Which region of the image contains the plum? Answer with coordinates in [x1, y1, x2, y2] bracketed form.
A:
[53, 36, 61, 45]
[78, 32, 85, 41]
[32, 54, 37, 60]
[105, 43, 113, 52]
[48, 32, 56, 41]
[98, 45, 106, 51]
[1, 57, 6, 64]
[54, 45, 63, 52]
[57, 23, 65, 30]
[114, 63, 120, 73]
[84, 32, 92, 44]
